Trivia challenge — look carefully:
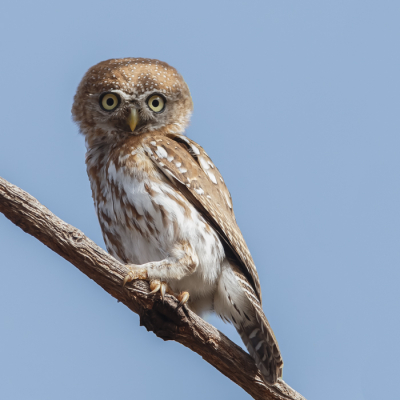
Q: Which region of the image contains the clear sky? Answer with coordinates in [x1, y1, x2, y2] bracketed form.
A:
[0, 1, 399, 399]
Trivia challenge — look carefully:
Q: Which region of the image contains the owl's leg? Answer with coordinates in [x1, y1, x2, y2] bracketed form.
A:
[122, 240, 197, 305]
[122, 267, 148, 285]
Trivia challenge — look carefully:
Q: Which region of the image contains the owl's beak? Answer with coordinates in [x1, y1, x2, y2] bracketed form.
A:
[127, 108, 139, 132]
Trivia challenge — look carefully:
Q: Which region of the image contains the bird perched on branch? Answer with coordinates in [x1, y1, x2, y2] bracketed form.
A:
[72, 58, 283, 384]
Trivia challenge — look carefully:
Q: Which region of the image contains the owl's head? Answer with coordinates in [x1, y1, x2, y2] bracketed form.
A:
[72, 58, 193, 144]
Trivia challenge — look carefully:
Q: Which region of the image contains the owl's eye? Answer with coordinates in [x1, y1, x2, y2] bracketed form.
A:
[100, 92, 120, 111]
[147, 94, 165, 113]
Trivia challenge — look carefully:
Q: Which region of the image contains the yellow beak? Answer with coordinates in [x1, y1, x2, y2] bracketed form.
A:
[127, 108, 139, 132]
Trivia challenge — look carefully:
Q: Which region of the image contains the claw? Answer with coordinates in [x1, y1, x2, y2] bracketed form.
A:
[149, 279, 161, 294]
[148, 279, 186, 305]
[178, 291, 190, 307]
[123, 272, 134, 287]
[160, 281, 167, 303]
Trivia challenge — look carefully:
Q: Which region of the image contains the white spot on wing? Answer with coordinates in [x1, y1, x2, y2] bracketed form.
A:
[224, 192, 232, 209]
[190, 144, 200, 155]
[143, 145, 153, 155]
[198, 156, 210, 170]
[155, 146, 168, 159]
[164, 168, 183, 184]
[194, 187, 204, 195]
[207, 171, 218, 185]
[177, 135, 189, 143]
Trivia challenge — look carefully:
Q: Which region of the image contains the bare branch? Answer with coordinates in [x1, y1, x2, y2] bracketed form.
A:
[0, 176, 306, 400]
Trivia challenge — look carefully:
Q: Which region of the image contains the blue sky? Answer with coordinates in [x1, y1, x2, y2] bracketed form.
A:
[0, 1, 399, 399]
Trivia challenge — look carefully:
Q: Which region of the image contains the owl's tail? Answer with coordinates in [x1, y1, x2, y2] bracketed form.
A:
[214, 265, 283, 384]
[237, 307, 283, 385]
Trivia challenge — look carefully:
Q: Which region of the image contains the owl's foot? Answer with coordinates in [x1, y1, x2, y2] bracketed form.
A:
[177, 291, 190, 306]
[149, 279, 174, 302]
[149, 279, 190, 306]
[122, 265, 148, 286]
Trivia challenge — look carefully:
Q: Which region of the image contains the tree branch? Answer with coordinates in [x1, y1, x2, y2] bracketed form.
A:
[0, 176, 305, 400]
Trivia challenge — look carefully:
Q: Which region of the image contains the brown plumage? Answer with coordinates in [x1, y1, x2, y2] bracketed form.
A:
[72, 57, 283, 384]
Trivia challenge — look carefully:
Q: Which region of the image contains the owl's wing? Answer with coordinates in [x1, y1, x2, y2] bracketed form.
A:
[142, 133, 262, 303]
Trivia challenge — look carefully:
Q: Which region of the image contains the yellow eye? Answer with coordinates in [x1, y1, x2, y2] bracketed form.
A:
[100, 93, 120, 111]
[147, 94, 165, 113]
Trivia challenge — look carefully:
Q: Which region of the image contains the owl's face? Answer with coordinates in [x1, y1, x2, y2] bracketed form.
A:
[72, 58, 193, 143]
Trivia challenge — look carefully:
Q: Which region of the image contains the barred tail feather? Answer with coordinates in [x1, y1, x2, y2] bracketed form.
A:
[238, 310, 283, 384]
[214, 265, 283, 384]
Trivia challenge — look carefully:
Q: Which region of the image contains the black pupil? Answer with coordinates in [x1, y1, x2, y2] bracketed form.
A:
[106, 98, 114, 106]
[152, 99, 160, 108]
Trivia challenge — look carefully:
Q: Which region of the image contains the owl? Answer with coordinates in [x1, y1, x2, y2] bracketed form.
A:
[72, 58, 283, 384]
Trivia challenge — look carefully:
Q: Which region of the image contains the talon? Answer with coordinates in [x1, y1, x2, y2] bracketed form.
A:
[123, 272, 134, 287]
[149, 279, 161, 294]
[147, 279, 175, 302]
[178, 291, 190, 307]
[160, 281, 167, 303]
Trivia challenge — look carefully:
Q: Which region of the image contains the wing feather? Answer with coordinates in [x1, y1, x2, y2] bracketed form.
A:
[142, 134, 262, 302]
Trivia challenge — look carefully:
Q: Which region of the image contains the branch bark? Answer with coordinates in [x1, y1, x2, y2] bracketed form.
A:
[0, 176, 305, 400]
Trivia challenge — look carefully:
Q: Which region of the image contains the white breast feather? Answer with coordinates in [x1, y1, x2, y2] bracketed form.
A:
[92, 159, 226, 303]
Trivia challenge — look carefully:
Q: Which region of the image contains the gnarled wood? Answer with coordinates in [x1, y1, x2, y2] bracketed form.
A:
[0, 176, 305, 400]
